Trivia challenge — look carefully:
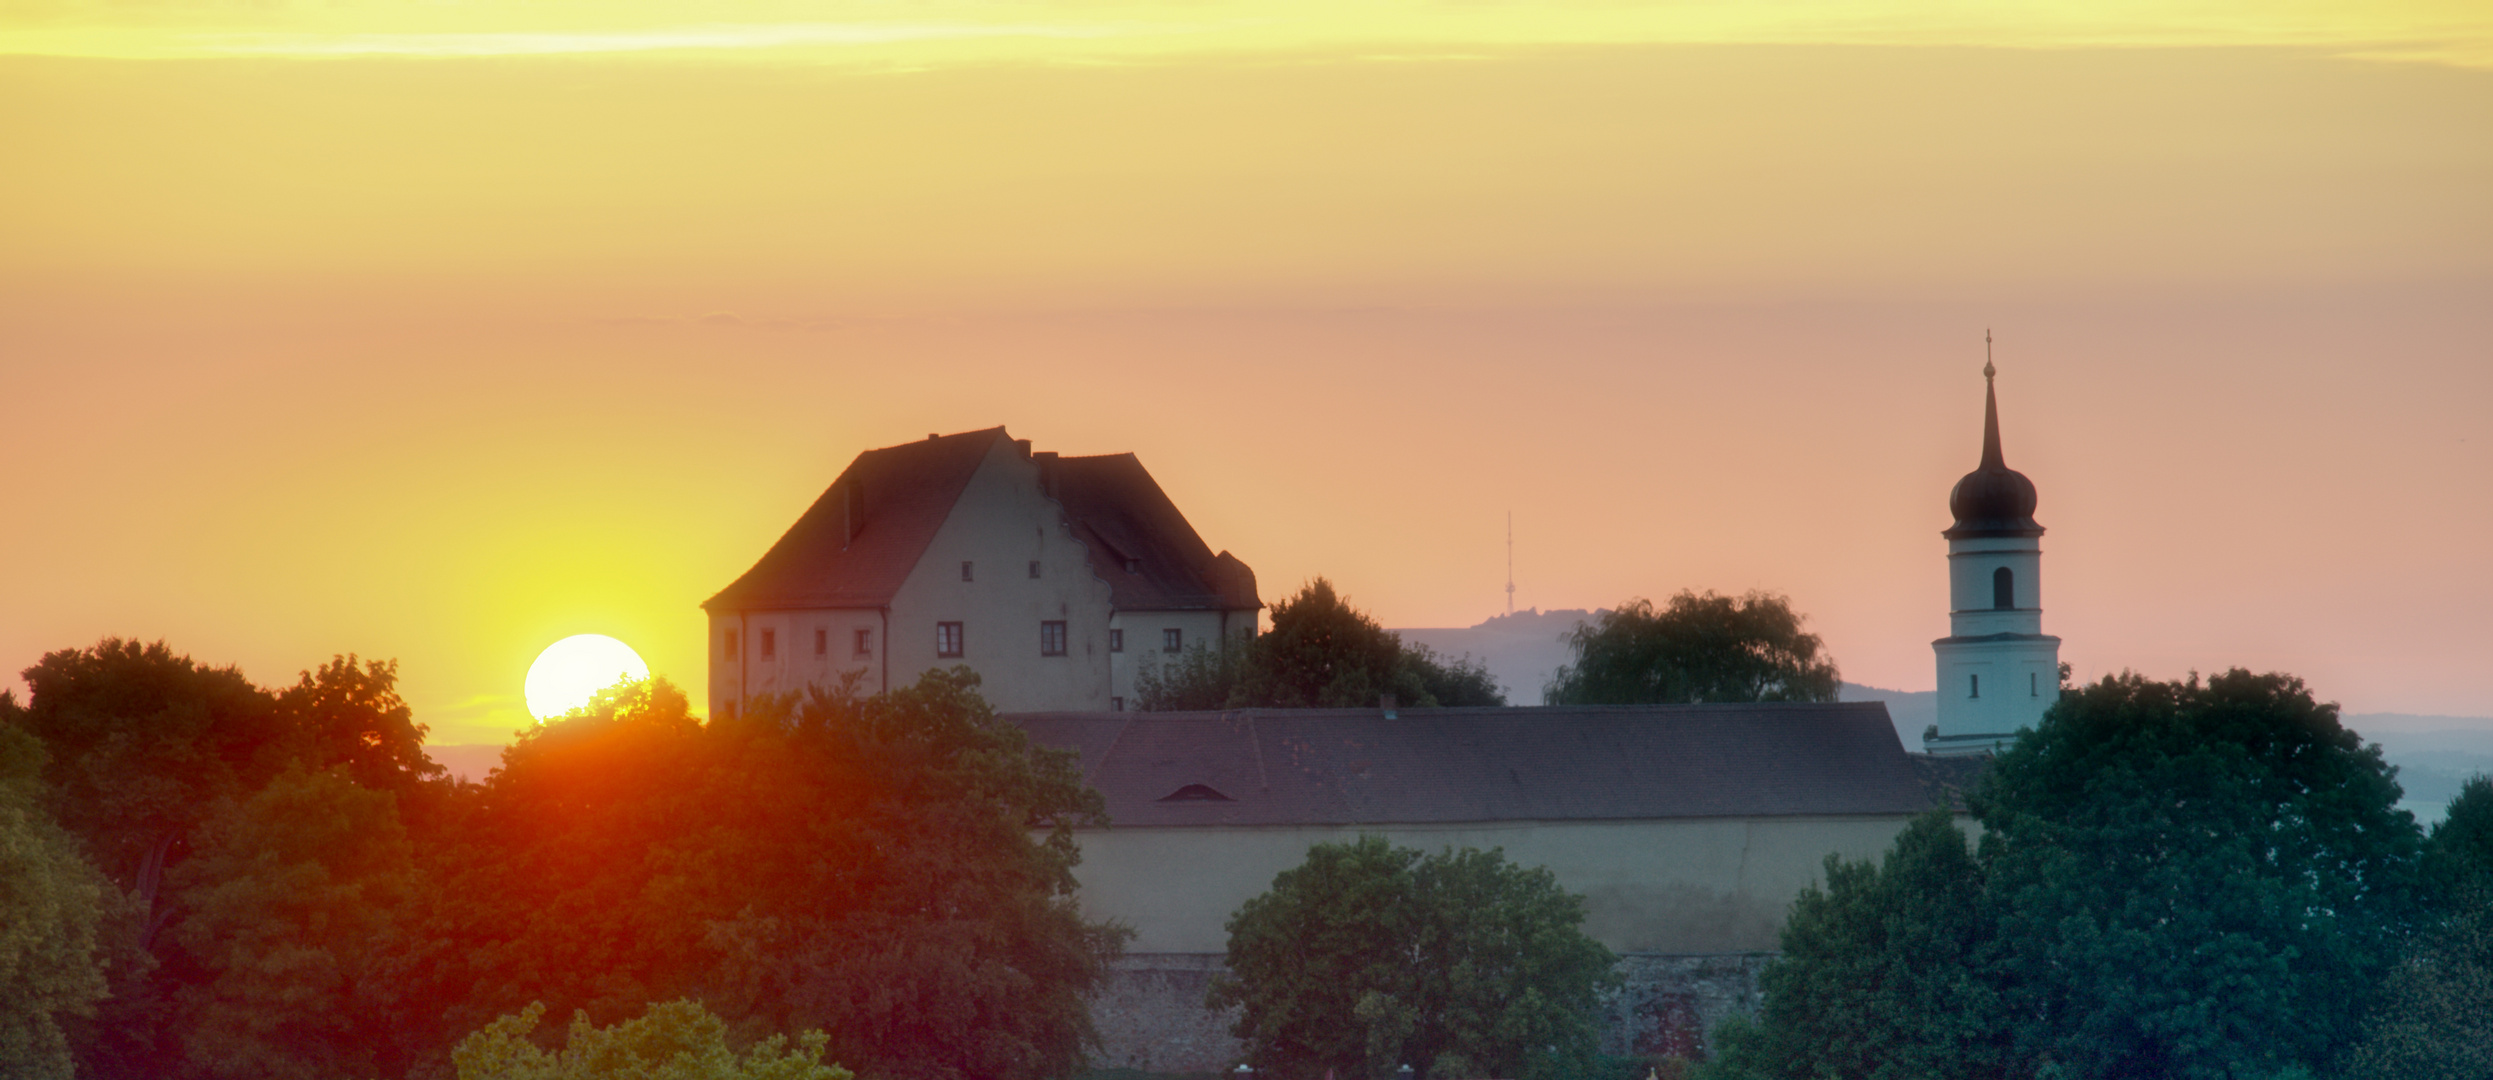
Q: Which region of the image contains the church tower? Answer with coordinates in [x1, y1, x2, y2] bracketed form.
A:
[1927, 354, 2061, 756]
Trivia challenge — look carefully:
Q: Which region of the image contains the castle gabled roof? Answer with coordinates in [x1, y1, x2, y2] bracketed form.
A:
[1051, 453, 1260, 613]
[704, 428, 1007, 612]
[1011, 702, 1935, 828]
[705, 429, 1260, 615]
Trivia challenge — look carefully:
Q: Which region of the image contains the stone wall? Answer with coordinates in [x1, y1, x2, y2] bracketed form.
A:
[1087, 952, 1772, 1075]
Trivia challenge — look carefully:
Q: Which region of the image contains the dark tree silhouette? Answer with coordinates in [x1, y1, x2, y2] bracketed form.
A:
[1545, 591, 1839, 705]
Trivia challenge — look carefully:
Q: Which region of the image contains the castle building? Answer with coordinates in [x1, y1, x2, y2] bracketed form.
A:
[1926, 362, 2061, 755]
[701, 427, 1261, 717]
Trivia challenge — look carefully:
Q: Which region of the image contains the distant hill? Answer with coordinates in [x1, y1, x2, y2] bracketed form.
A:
[1395, 607, 1595, 705]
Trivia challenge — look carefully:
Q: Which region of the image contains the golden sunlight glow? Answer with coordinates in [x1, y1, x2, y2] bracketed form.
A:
[3, 0, 2489, 68]
[524, 634, 650, 720]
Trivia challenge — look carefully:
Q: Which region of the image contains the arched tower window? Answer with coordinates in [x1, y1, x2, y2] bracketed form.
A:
[1993, 566, 2015, 610]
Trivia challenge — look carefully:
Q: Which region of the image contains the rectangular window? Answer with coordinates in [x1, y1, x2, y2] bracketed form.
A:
[854, 628, 873, 658]
[720, 699, 737, 720]
[2030, 672, 2038, 697]
[1029, 560, 1042, 579]
[1040, 621, 1068, 656]
[760, 629, 776, 660]
[1110, 696, 1124, 712]
[724, 630, 739, 662]
[1162, 628, 1183, 653]
[961, 561, 974, 582]
[1109, 629, 1124, 653]
[1970, 673, 1981, 699]
[937, 622, 965, 658]
[814, 628, 827, 657]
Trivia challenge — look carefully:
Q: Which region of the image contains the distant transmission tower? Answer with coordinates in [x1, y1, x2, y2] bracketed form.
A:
[1505, 511, 1516, 616]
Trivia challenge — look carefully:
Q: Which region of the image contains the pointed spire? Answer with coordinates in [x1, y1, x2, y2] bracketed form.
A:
[1979, 331, 2006, 471]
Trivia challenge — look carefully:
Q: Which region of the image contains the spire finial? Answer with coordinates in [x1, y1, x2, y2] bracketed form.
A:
[1979, 331, 2006, 470]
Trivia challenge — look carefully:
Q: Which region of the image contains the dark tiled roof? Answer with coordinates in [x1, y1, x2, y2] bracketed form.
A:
[1910, 753, 1994, 812]
[1011, 703, 1935, 827]
[1052, 454, 1260, 612]
[705, 428, 1007, 612]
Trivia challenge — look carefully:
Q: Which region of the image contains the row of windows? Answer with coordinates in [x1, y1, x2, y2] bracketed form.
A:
[1967, 672, 2045, 699]
[724, 624, 1190, 662]
[957, 560, 1049, 582]
[725, 628, 874, 662]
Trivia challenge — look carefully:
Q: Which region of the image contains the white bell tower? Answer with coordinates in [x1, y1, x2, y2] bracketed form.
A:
[1927, 345, 2061, 756]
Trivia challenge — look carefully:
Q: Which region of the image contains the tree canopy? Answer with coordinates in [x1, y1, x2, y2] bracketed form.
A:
[5, 638, 1124, 1080]
[1704, 669, 2428, 1080]
[1544, 591, 1838, 705]
[1209, 836, 1616, 1080]
[1137, 578, 1503, 711]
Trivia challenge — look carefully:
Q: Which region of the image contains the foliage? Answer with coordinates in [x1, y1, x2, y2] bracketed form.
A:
[1698, 810, 2004, 1080]
[166, 765, 416, 1080]
[2341, 888, 2493, 1080]
[2343, 777, 2493, 1079]
[0, 717, 115, 1080]
[452, 999, 850, 1080]
[2422, 774, 2493, 904]
[5, 638, 448, 1077]
[1706, 670, 2424, 1080]
[1210, 836, 1616, 1080]
[1140, 579, 1504, 711]
[420, 669, 1123, 1080]
[1545, 592, 1838, 705]
[1973, 670, 2424, 1079]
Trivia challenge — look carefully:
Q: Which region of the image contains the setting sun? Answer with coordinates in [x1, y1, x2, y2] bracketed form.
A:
[523, 633, 650, 719]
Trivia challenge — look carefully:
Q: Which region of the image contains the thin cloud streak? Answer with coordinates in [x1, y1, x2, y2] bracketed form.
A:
[3, 2, 2489, 67]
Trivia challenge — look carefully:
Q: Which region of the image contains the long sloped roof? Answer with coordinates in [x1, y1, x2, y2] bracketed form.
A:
[1011, 702, 1934, 827]
[705, 429, 1260, 615]
[1053, 453, 1260, 612]
[704, 428, 1006, 612]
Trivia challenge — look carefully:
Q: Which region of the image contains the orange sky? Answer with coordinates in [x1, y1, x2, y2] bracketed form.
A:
[4, 3, 2488, 743]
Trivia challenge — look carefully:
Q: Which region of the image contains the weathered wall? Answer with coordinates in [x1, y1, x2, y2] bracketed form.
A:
[1087, 952, 1773, 1076]
[1069, 816, 1918, 954]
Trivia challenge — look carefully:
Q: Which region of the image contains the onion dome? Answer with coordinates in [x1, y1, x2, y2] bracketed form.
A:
[1945, 360, 2045, 539]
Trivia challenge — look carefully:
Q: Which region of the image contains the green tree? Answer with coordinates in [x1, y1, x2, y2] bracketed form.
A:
[166, 765, 416, 1080]
[2344, 776, 2493, 1079]
[419, 669, 1121, 1080]
[1210, 836, 1616, 1080]
[1545, 592, 1839, 705]
[1700, 810, 2006, 1080]
[1149, 578, 1504, 711]
[453, 999, 850, 1080]
[0, 717, 116, 1080]
[1974, 670, 2423, 1080]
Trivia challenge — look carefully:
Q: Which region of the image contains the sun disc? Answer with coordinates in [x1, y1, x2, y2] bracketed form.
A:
[524, 634, 650, 720]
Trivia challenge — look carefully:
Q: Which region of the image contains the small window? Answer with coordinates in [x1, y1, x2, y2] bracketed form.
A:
[1993, 566, 2015, 610]
[1970, 673, 1981, 699]
[1158, 783, 1234, 803]
[1110, 696, 1124, 712]
[760, 629, 776, 660]
[723, 630, 739, 662]
[1029, 560, 1042, 579]
[937, 622, 964, 658]
[1109, 629, 1124, 653]
[961, 561, 974, 582]
[814, 628, 827, 657]
[854, 628, 873, 658]
[2030, 672, 2039, 697]
[720, 699, 737, 720]
[1162, 628, 1183, 654]
[1040, 620, 1068, 657]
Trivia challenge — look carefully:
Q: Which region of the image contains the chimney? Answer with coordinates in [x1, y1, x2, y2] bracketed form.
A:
[1015, 438, 1032, 457]
[1034, 451, 1060, 497]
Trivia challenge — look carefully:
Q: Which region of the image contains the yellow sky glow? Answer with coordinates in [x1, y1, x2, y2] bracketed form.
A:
[2, 0, 2486, 744]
